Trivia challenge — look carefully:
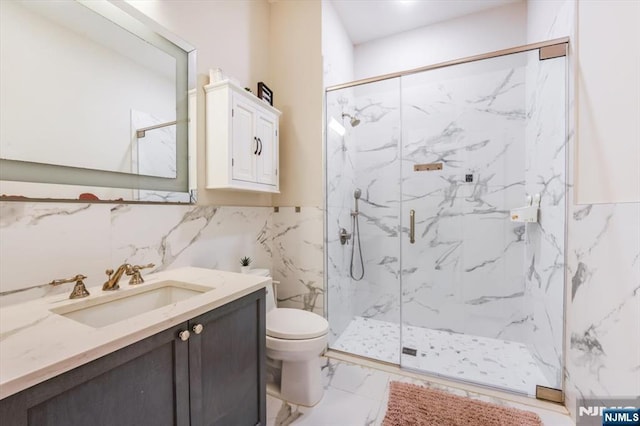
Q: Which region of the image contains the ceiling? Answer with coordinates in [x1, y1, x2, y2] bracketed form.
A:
[330, 0, 522, 45]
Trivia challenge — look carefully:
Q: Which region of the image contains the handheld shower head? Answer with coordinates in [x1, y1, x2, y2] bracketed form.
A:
[353, 188, 362, 214]
[342, 113, 361, 127]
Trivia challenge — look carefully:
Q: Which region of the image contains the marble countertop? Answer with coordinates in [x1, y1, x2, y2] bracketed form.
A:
[0, 267, 269, 400]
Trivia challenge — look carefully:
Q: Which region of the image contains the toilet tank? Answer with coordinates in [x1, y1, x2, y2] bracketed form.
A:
[246, 269, 276, 312]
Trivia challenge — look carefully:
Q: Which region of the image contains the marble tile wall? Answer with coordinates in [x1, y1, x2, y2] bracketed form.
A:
[523, 51, 567, 388]
[525, 0, 640, 418]
[326, 79, 405, 347]
[271, 207, 324, 315]
[400, 55, 530, 344]
[131, 109, 190, 203]
[326, 88, 357, 342]
[0, 202, 112, 304]
[131, 109, 176, 179]
[349, 78, 401, 329]
[327, 54, 543, 342]
[325, 47, 570, 394]
[0, 201, 325, 318]
[564, 203, 640, 415]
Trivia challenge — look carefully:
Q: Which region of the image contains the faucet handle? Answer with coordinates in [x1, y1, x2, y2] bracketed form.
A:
[50, 274, 90, 299]
[103, 268, 120, 291]
[127, 263, 155, 285]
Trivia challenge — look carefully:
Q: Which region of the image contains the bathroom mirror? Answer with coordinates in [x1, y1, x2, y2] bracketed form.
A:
[0, 0, 196, 202]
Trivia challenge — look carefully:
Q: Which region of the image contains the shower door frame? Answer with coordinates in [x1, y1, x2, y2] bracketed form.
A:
[325, 37, 569, 92]
[323, 36, 570, 397]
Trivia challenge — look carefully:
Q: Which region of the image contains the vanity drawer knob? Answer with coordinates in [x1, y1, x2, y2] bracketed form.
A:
[178, 330, 191, 341]
[192, 324, 204, 334]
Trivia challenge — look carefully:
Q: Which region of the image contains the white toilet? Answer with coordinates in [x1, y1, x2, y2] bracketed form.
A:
[248, 269, 328, 407]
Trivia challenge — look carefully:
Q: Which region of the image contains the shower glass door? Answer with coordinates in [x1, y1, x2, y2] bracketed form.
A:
[326, 78, 402, 364]
[399, 49, 567, 396]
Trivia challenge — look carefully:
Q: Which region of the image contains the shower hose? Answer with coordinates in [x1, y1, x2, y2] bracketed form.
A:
[350, 212, 364, 281]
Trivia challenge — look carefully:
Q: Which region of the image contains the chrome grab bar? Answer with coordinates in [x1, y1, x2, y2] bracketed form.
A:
[409, 209, 415, 244]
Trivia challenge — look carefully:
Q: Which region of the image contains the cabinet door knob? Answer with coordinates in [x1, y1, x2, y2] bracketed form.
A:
[192, 323, 204, 334]
[178, 330, 190, 341]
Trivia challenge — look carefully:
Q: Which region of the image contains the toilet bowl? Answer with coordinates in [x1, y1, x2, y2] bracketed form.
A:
[247, 269, 328, 407]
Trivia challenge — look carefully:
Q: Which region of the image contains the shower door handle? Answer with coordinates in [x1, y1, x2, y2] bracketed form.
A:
[409, 209, 415, 244]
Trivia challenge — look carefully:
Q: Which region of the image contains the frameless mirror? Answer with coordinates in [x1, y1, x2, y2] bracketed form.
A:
[0, 0, 196, 202]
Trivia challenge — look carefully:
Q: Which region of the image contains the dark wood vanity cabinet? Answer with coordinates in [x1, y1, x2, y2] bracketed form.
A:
[0, 289, 266, 426]
[188, 289, 266, 426]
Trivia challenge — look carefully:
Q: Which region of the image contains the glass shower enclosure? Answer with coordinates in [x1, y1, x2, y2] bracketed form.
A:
[325, 40, 568, 397]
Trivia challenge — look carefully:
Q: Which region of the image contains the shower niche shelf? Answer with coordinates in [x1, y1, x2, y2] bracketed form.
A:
[510, 194, 540, 223]
[204, 79, 281, 193]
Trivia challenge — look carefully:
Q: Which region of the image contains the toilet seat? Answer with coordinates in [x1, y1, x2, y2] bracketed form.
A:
[266, 334, 327, 354]
[266, 308, 328, 340]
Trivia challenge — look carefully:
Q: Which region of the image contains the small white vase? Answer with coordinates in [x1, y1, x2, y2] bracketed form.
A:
[240, 266, 251, 274]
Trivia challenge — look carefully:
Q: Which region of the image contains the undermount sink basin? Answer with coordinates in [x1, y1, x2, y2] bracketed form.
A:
[51, 280, 212, 328]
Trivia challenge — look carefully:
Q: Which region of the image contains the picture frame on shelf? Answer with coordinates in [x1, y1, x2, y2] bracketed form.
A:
[257, 82, 273, 106]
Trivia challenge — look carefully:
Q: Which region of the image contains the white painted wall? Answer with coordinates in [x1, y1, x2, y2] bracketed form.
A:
[526, 0, 573, 43]
[322, 0, 354, 88]
[269, 0, 324, 208]
[127, 0, 269, 100]
[130, 0, 326, 208]
[530, 0, 640, 204]
[576, 0, 640, 203]
[127, 0, 274, 207]
[353, 2, 527, 80]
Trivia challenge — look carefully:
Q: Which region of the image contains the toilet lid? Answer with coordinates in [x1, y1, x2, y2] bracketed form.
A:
[266, 308, 329, 340]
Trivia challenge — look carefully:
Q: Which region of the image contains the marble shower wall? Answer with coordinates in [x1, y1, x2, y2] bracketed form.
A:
[350, 79, 401, 329]
[0, 202, 324, 313]
[131, 109, 177, 179]
[326, 79, 404, 349]
[326, 88, 358, 342]
[131, 110, 190, 203]
[325, 47, 569, 393]
[523, 52, 567, 388]
[400, 55, 529, 344]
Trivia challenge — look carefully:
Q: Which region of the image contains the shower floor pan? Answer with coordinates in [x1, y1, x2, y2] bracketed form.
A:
[332, 316, 552, 396]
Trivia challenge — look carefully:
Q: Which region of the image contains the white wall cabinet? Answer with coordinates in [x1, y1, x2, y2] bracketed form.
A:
[205, 80, 281, 193]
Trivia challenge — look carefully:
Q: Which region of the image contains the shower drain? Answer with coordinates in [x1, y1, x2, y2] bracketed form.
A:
[402, 347, 417, 356]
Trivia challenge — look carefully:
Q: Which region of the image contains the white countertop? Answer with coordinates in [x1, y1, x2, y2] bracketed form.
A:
[0, 267, 269, 400]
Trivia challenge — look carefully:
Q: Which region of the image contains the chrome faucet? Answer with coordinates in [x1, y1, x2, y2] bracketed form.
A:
[102, 263, 131, 291]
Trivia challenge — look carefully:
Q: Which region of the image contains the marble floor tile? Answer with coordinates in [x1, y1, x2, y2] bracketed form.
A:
[332, 316, 551, 395]
[267, 357, 573, 426]
[325, 361, 390, 402]
[332, 317, 401, 364]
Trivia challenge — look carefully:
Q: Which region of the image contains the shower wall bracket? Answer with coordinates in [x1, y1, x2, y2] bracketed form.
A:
[535, 385, 564, 403]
